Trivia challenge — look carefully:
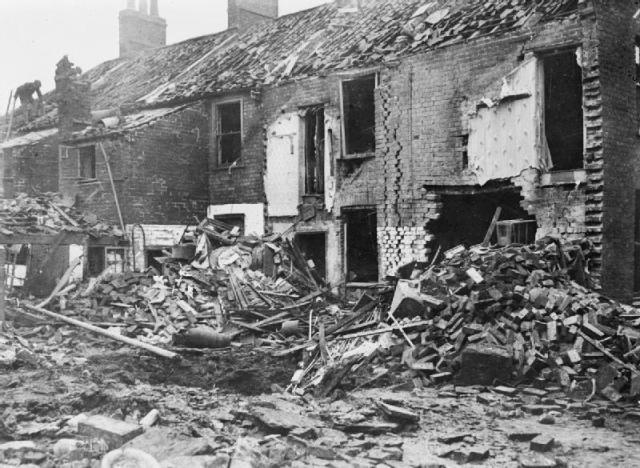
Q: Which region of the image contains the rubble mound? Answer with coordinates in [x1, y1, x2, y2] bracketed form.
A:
[294, 238, 640, 402]
[0, 192, 123, 236]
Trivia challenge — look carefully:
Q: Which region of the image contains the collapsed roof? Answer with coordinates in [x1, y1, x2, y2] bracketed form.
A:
[6, 0, 580, 137]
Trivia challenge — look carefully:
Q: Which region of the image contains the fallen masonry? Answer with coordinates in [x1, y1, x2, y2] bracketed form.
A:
[3, 235, 640, 466]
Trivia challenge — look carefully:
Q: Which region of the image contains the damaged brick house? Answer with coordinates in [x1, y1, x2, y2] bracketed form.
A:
[1, 0, 639, 302]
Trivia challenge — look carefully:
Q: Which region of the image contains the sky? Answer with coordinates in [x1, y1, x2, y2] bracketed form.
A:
[0, 0, 330, 116]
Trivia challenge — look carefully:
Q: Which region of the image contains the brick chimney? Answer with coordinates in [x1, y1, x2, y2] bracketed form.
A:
[119, 0, 166, 58]
[55, 56, 91, 134]
[228, 0, 278, 29]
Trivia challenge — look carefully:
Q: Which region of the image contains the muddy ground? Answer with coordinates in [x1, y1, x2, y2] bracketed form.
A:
[2, 326, 640, 467]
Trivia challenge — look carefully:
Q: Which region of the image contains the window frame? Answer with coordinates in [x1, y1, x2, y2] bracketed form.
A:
[214, 99, 243, 167]
[77, 144, 97, 180]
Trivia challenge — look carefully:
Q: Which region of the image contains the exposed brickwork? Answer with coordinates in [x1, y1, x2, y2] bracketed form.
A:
[594, 0, 638, 301]
[0, 136, 60, 198]
[59, 106, 209, 225]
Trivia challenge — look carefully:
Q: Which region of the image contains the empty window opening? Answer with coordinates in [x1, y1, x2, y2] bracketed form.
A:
[216, 101, 242, 165]
[78, 145, 96, 179]
[543, 50, 584, 171]
[295, 232, 327, 280]
[342, 75, 376, 155]
[304, 106, 325, 195]
[429, 191, 534, 252]
[214, 214, 245, 236]
[344, 208, 378, 282]
[88, 246, 105, 276]
[146, 249, 165, 273]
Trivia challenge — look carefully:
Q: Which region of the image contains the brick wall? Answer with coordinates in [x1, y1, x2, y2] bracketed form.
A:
[374, 15, 596, 276]
[1, 135, 60, 197]
[594, 0, 638, 301]
[60, 106, 209, 225]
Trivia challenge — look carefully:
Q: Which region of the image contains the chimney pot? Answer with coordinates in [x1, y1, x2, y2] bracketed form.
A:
[126, 0, 136, 10]
[119, 2, 166, 57]
[150, 0, 159, 16]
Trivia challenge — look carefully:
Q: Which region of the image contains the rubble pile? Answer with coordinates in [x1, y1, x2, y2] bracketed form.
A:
[293, 238, 640, 403]
[59, 222, 343, 348]
[0, 193, 123, 237]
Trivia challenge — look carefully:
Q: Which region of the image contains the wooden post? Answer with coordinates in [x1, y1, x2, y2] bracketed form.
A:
[98, 142, 126, 234]
[0, 247, 6, 330]
[23, 303, 179, 359]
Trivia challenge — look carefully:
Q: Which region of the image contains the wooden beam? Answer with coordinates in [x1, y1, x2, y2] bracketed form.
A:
[98, 143, 126, 233]
[482, 207, 502, 246]
[23, 303, 178, 359]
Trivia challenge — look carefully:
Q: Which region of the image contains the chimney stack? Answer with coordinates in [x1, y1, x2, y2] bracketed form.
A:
[119, 0, 166, 58]
[227, 0, 278, 30]
[55, 56, 91, 134]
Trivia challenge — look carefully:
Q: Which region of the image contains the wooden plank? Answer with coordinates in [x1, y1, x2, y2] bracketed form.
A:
[482, 207, 502, 246]
[23, 304, 178, 359]
[0, 248, 5, 330]
[98, 143, 126, 233]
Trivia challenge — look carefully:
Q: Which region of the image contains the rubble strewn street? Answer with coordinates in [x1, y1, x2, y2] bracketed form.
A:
[3, 222, 640, 467]
[2, 0, 640, 466]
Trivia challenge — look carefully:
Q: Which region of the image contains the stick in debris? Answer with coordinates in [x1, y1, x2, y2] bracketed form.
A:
[0, 248, 5, 330]
[482, 207, 502, 246]
[23, 303, 178, 359]
[37, 256, 83, 309]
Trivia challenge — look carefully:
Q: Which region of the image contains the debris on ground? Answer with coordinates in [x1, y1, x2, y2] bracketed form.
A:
[5, 235, 640, 467]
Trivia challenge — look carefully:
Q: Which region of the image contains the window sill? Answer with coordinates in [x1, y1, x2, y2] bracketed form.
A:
[340, 151, 375, 161]
[540, 169, 586, 187]
[77, 178, 99, 185]
[211, 165, 246, 173]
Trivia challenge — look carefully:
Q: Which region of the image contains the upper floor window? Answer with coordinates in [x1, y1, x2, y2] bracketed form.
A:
[216, 101, 242, 166]
[78, 145, 96, 179]
[542, 49, 584, 171]
[342, 74, 376, 156]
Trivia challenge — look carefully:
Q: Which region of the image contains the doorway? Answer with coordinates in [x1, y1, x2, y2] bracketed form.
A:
[295, 232, 327, 280]
[343, 208, 378, 282]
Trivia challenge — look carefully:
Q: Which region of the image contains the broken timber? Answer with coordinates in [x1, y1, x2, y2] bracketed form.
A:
[22, 303, 178, 359]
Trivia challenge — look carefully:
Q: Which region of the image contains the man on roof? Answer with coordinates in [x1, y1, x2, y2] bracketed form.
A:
[14, 80, 43, 121]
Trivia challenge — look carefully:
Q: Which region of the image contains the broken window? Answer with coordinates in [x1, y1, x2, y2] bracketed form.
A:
[542, 50, 584, 171]
[342, 74, 376, 156]
[216, 101, 242, 165]
[78, 145, 96, 179]
[344, 208, 378, 282]
[303, 106, 325, 194]
[106, 247, 126, 274]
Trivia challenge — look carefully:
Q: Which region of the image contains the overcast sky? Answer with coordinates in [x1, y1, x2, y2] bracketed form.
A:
[0, 0, 330, 116]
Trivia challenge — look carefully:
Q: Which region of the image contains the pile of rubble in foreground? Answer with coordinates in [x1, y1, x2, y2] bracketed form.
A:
[12, 231, 640, 405]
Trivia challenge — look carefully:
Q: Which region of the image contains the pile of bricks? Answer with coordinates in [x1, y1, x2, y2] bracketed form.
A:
[294, 237, 640, 402]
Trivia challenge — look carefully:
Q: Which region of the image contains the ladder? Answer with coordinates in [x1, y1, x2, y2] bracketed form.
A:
[4, 89, 16, 142]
